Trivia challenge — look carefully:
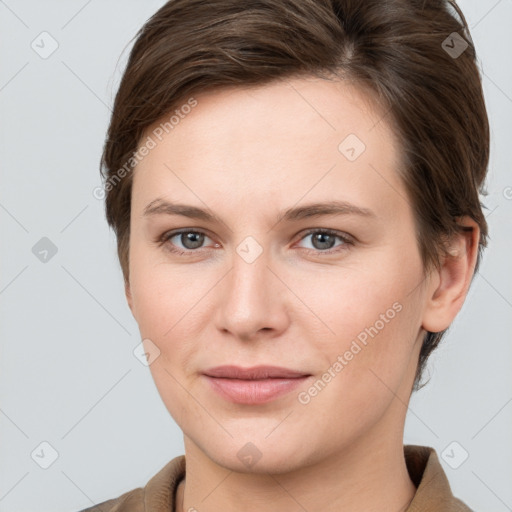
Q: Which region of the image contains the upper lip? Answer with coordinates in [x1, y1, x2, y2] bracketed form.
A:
[203, 365, 310, 380]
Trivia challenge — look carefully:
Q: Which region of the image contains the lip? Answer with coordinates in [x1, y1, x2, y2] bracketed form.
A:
[203, 365, 311, 405]
[203, 365, 309, 379]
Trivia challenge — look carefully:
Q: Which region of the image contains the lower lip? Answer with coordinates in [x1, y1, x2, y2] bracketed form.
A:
[203, 375, 310, 405]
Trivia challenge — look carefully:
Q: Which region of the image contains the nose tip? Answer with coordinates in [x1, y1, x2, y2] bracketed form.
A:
[213, 251, 290, 341]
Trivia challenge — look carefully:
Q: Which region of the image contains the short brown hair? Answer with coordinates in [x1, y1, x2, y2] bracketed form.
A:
[100, 0, 489, 390]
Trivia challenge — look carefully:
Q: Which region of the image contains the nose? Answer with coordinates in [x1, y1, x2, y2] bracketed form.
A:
[213, 244, 290, 342]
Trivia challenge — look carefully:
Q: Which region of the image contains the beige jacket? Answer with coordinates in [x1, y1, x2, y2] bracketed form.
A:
[78, 445, 473, 511]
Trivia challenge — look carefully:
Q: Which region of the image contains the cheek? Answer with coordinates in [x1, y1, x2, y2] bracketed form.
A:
[294, 261, 412, 343]
[297, 295, 421, 434]
[128, 249, 221, 389]
[129, 245, 208, 337]
[299, 253, 423, 385]
[129, 257, 202, 411]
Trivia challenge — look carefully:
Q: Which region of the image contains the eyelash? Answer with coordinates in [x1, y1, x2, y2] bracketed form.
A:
[157, 228, 354, 257]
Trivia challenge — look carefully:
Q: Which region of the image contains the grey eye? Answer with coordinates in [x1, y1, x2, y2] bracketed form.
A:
[172, 231, 207, 250]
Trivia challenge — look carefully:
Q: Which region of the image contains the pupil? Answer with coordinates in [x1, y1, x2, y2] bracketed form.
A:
[313, 233, 333, 250]
[183, 232, 204, 249]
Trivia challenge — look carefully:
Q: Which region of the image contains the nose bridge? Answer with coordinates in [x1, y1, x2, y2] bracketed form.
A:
[215, 235, 286, 338]
[228, 238, 272, 311]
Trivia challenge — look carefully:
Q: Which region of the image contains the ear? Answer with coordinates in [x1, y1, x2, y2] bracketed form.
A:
[125, 279, 134, 315]
[421, 217, 480, 333]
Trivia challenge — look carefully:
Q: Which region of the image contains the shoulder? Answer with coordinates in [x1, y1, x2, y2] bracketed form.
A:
[404, 445, 474, 511]
[74, 455, 186, 512]
[76, 488, 145, 512]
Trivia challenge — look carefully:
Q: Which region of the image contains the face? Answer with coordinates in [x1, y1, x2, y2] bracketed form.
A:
[126, 76, 430, 473]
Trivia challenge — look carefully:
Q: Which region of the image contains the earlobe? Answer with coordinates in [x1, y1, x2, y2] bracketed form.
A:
[421, 218, 480, 333]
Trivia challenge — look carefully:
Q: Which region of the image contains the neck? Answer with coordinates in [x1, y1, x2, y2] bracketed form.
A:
[176, 417, 416, 512]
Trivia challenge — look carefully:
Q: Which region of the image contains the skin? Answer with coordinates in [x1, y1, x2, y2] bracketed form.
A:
[125, 75, 479, 512]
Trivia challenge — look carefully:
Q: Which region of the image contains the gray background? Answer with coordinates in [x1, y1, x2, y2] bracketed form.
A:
[0, 1, 511, 511]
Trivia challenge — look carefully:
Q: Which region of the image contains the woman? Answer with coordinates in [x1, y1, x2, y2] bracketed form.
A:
[82, 0, 489, 510]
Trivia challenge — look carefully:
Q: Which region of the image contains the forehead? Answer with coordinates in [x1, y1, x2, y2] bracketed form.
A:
[144, 76, 392, 157]
[131, 76, 406, 223]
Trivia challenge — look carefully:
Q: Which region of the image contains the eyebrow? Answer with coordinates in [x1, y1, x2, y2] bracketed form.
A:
[142, 198, 377, 224]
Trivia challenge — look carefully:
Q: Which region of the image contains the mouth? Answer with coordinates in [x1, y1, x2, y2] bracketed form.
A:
[202, 365, 312, 405]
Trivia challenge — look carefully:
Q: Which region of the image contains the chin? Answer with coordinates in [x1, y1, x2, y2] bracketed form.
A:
[190, 431, 319, 475]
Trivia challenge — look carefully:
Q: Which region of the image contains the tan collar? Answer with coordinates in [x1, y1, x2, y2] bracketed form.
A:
[403, 445, 471, 510]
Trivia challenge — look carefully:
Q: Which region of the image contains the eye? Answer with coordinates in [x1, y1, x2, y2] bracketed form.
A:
[295, 229, 353, 254]
[159, 229, 217, 255]
[157, 228, 353, 256]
